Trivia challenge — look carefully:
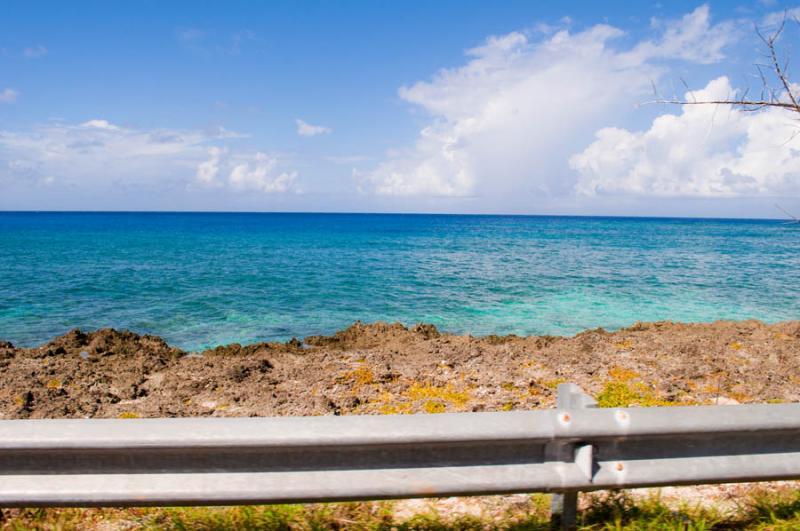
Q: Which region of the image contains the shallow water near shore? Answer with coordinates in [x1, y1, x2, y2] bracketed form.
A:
[1, 212, 799, 350]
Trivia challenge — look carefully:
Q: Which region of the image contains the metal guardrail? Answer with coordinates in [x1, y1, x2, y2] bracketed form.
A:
[0, 383, 798, 529]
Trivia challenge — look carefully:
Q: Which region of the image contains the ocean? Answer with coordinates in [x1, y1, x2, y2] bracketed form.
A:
[1, 212, 798, 351]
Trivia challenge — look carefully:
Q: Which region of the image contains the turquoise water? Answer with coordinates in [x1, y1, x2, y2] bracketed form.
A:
[1, 212, 799, 351]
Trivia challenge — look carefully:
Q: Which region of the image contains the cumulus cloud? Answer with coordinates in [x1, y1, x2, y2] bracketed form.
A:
[0, 88, 18, 103]
[195, 146, 225, 186]
[295, 119, 332, 137]
[360, 5, 739, 200]
[0, 119, 296, 194]
[229, 153, 296, 192]
[195, 148, 297, 193]
[628, 5, 735, 64]
[570, 77, 800, 197]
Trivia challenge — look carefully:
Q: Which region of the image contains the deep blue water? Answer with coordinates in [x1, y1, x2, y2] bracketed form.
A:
[1, 212, 799, 351]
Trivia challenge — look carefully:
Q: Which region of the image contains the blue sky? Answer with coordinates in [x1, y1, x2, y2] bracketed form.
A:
[2, 1, 800, 217]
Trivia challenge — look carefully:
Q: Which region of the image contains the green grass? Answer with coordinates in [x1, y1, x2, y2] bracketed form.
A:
[594, 368, 693, 408]
[595, 381, 680, 408]
[2, 489, 799, 530]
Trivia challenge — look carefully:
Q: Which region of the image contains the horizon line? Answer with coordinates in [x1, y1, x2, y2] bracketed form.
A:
[0, 210, 791, 222]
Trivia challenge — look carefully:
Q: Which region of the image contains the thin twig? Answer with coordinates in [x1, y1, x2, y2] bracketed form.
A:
[775, 203, 799, 221]
[642, 99, 799, 110]
[651, 14, 800, 117]
[758, 19, 800, 112]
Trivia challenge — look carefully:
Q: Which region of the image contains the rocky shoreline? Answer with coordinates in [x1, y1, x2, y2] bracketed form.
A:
[1, 319, 799, 419]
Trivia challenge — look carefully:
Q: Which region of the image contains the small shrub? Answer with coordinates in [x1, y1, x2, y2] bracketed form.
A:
[596, 368, 681, 408]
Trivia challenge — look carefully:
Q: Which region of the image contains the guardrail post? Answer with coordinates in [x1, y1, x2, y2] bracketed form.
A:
[550, 383, 597, 531]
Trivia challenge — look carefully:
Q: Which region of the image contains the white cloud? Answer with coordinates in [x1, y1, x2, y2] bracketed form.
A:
[570, 76, 800, 197]
[0, 119, 215, 188]
[0, 88, 18, 103]
[360, 5, 738, 200]
[295, 119, 332, 137]
[195, 146, 225, 186]
[229, 153, 296, 192]
[23, 45, 47, 58]
[629, 5, 735, 64]
[194, 148, 297, 193]
[763, 7, 800, 26]
[81, 119, 119, 130]
[0, 119, 297, 194]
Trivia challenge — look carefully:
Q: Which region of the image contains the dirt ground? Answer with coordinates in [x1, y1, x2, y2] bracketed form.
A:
[1, 319, 799, 419]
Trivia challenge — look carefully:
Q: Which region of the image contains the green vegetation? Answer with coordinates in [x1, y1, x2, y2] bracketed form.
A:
[377, 383, 472, 415]
[595, 367, 690, 408]
[2, 489, 799, 530]
[595, 380, 678, 408]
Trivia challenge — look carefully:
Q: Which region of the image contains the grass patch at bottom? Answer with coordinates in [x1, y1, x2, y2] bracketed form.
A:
[2, 489, 799, 530]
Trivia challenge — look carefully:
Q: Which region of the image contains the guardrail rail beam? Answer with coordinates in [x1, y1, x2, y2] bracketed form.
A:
[0, 382, 798, 531]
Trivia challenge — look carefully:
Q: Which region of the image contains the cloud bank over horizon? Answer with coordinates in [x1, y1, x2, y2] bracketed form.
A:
[2, 3, 799, 215]
[571, 77, 800, 198]
[0, 119, 299, 206]
[360, 5, 745, 202]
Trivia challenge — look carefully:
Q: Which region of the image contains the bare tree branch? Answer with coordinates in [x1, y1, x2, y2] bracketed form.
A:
[641, 99, 799, 110]
[644, 12, 800, 225]
[647, 13, 800, 116]
[775, 203, 800, 223]
[757, 18, 799, 110]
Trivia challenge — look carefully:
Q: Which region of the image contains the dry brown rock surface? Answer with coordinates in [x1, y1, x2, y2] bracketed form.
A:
[1, 319, 799, 419]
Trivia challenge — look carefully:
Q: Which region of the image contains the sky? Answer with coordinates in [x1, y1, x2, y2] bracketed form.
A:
[2, 0, 800, 218]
